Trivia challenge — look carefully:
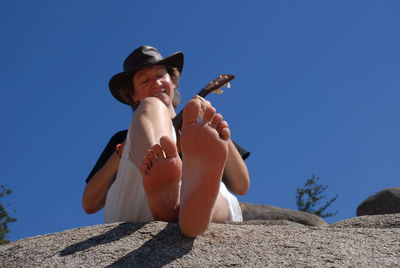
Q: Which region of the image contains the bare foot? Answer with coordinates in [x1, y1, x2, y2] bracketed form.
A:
[179, 98, 230, 237]
[140, 136, 182, 222]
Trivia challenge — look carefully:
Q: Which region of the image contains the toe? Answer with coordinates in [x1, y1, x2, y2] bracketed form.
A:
[160, 136, 178, 158]
[139, 163, 148, 176]
[216, 120, 229, 133]
[214, 119, 230, 140]
[211, 113, 223, 129]
[142, 157, 151, 167]
[220, 126, 231, 141]
[152, 144, 165, 159]
[202, 106, 216, 124]
[183, 99, 201, 125]
[145, 149, 157, 166]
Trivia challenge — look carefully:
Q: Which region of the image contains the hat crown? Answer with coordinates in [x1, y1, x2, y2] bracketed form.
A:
[123, 46, 164, 72]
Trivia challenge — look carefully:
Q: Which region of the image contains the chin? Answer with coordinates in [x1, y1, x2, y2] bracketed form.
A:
[158, 95, 172, 107]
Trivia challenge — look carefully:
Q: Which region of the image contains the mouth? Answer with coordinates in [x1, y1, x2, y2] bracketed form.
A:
[152, 90, 166, 97]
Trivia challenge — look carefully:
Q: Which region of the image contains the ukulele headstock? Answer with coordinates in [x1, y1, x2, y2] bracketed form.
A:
[203, 74, 235, 95]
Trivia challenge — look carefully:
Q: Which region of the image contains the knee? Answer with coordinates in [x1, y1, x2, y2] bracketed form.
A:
[136, 97, 168, 115]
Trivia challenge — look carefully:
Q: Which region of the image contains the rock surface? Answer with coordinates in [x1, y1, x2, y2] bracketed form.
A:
[357, 187, 400, 216]
[331, 213, 400, 229]
[1, 214, 400, 267]
[240, 202, 328, 227]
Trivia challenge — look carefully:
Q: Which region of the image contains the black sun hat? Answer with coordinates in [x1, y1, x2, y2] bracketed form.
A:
[109, 46, 184, 105]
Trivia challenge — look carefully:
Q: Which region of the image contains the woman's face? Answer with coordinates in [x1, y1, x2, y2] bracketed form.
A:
[132, 65, 175, 108]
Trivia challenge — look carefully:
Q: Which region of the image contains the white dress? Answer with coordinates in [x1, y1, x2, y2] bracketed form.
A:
[104, 118, 242, 223]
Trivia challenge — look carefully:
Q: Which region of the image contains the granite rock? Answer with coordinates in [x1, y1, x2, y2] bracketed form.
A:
[357, 187, 400, 216]
[331, 213, 400, 229]
[240, 202, 328, 227]
[1, 214, 400, 267]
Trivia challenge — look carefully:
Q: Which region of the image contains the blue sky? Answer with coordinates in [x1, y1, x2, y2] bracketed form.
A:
[1, 1, 399, 241]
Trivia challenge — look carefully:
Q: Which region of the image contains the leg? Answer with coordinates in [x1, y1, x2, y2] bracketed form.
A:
[132, 97, 181, 221]
[131, 97, 174, 166]
[179, 98, 231, 237]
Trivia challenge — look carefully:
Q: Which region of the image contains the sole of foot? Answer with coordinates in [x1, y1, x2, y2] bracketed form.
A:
[141, 136, 182, 222]
[179, 98, 230, 237]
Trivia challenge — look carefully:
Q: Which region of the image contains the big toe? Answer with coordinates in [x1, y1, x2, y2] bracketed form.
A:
[183, 99, 201, 126]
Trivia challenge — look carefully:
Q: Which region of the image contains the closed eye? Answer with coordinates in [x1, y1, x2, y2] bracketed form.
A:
[156, 72, 167, 79]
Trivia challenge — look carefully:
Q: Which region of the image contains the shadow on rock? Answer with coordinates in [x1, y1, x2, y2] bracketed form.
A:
[60, 222, 146, 256]
[106, 223, 194, 268]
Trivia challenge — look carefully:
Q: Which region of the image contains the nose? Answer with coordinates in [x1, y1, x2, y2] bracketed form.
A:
[150, 76, 163, 88]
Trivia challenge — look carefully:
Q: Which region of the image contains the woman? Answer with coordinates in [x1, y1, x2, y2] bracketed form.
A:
[82, 46, 250, 237]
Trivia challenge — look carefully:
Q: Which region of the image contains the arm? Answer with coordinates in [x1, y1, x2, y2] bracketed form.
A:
[223, 139, 250, 195]
[82, 151, 120, 214]
[82, 131, 127, 214]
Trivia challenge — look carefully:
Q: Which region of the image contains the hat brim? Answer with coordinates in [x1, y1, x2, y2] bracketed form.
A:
[109, 52, 184, 105]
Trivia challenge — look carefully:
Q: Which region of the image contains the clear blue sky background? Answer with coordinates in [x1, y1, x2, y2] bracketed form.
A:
[1, 1, 399, 241]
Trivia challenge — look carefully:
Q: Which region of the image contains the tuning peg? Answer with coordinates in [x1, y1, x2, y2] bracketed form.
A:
[212, 89, 224, 95]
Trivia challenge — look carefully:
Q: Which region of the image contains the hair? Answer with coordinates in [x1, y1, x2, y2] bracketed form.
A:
[125, 65, 181, 111]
